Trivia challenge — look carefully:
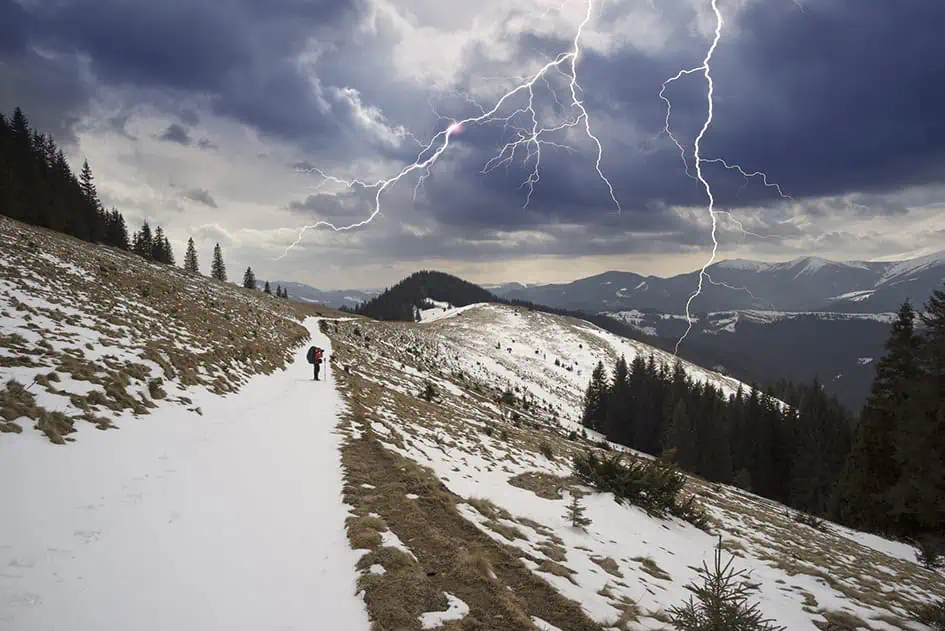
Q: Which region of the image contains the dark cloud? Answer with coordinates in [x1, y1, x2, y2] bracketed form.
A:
[5, 0, 358, 146]
[702, 0, 945, 204]
[183, 188, 218, 208]
[157, 123, 192, 145]
[3, 0, 942, 271]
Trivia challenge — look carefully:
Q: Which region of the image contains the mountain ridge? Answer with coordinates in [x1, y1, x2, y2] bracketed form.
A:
[492, 250, 945, 313]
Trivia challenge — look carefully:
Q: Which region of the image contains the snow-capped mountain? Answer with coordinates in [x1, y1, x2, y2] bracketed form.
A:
[493, 251, 945, 313]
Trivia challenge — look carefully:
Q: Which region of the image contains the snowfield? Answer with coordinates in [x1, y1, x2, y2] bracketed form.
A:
[0, 320, 371, 631]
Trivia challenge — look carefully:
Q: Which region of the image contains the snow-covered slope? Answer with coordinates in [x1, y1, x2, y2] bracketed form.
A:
[1, 320, 371, 631]
[408, 303, 755, 427]
[325, 308, 945, 630]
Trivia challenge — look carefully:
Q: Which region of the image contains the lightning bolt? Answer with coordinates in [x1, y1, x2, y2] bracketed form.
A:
[276, 0, 620, 261]
[704, 272, 774, 308]
[663, 0, 796, 355]
[662, 0, 724, 356]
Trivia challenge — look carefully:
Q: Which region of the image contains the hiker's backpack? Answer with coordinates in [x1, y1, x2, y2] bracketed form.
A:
[306, 346, 316, 364]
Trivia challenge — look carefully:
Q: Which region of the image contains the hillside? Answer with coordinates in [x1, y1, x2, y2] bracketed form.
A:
[3, 221, 943, 630]
[324, 305, 945, 630]
[0, 217, 318, 442]
[352, 270, 495, 321]
[495, 252, 945, 314]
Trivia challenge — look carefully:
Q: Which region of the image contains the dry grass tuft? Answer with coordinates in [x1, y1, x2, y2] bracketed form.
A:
[507, 471, 571, 500]
[591, 556, 624, 578]
[632, 555, 672, 582]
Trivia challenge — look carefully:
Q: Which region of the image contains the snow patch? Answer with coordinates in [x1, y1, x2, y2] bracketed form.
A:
[420, 593, 470, 629]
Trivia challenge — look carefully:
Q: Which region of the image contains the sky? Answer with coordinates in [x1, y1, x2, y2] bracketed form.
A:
[2, 0, 944, 290]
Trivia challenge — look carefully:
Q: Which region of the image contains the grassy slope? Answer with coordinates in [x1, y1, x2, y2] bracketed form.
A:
[0, 217, 342, 443]
[326, 307, 945, 631]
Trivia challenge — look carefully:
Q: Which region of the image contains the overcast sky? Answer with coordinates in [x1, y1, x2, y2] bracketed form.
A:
[3, 0, 943, 289]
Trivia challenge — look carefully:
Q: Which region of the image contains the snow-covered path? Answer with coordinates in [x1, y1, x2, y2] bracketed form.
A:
[0, 319, 370, 631]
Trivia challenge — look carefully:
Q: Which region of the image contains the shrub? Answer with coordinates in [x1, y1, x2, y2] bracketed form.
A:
[539, 440, 554, 460]
[916, 536, 945, 571]
[565, 494, 591, 529]
[668, 538, 785, 630]
[792, 511, 828, 532]
[912, 599, 945, 631]
[420, 380, 436, 402]
[572, 450, 707, 528]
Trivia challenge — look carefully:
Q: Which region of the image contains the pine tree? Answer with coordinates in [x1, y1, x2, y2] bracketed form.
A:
[664, 399, 697, 471]
[211, 243, 227, 281]
[581, 361, 608, 431]
[565, 494, 592, 529]
[243, 267, 257, 290]
[604, 355, 632, 442]
[79, 160, 100, 210]
[276, 283, 282, 298]
[184, 237, 200, 274]
[163, 235, 175, 265]
[282, 286, 289, 299]
[839, 301, 920, 532]
[668, 537, 785, 631]
[264, 280, 271, 295]
[134, 221, 153, 259]
[884, 288, 945, 538]
[152, 226, 167, 262]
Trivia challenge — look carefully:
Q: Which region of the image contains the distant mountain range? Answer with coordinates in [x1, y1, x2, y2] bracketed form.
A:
[259, 281, 380, 308]
[490, 251, 945, 314]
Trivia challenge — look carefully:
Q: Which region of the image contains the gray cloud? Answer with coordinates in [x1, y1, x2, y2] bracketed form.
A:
[183, 188, 218, 208]
[157, 123, 192, 145]
[3, 0, 943, 285]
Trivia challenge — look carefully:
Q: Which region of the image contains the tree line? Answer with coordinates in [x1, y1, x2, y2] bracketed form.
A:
[1, 106, 287, 299]
[582, 289, 945, 546]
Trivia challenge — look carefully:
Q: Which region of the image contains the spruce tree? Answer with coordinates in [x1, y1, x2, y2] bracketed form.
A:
[276, 283, 282, 298]
[565, 494, 592, 529]
[839, 301, 920, 532]
[211, 243, 227, 281]
[134, 221, 154, 259]
[664, 399, 697, 471]
[79, 160, 99, 209]
[604, 356, 632, 442]
[163, 235, 175, 265]
[264, 280, 272, 295]
[152, 226, 167, 262]
[243, 267, 257, 289]
[184, 237, 200, 274]
[885, 288, 945, 537]
[581, 361, 608, 431]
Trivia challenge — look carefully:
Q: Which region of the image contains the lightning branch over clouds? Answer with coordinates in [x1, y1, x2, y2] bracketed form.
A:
[276, 0, 620, 261]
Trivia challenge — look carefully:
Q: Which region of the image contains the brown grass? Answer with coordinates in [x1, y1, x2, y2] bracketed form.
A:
[0, 217, 315, 444]
[507, 471, 572, 500]
[591, 556, 624, 578]
[334, 366, 606, 631]
[632, 556, 672, 582]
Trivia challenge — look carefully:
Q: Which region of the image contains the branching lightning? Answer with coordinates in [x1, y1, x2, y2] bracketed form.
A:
[661, 0, 794, 355]
[276, 0, 620, 261]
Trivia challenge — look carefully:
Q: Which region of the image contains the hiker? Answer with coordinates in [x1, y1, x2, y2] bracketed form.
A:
[306, 345, 325, 381]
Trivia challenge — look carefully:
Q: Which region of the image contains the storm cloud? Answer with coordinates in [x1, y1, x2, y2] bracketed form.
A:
[3, 0, 943, 288]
